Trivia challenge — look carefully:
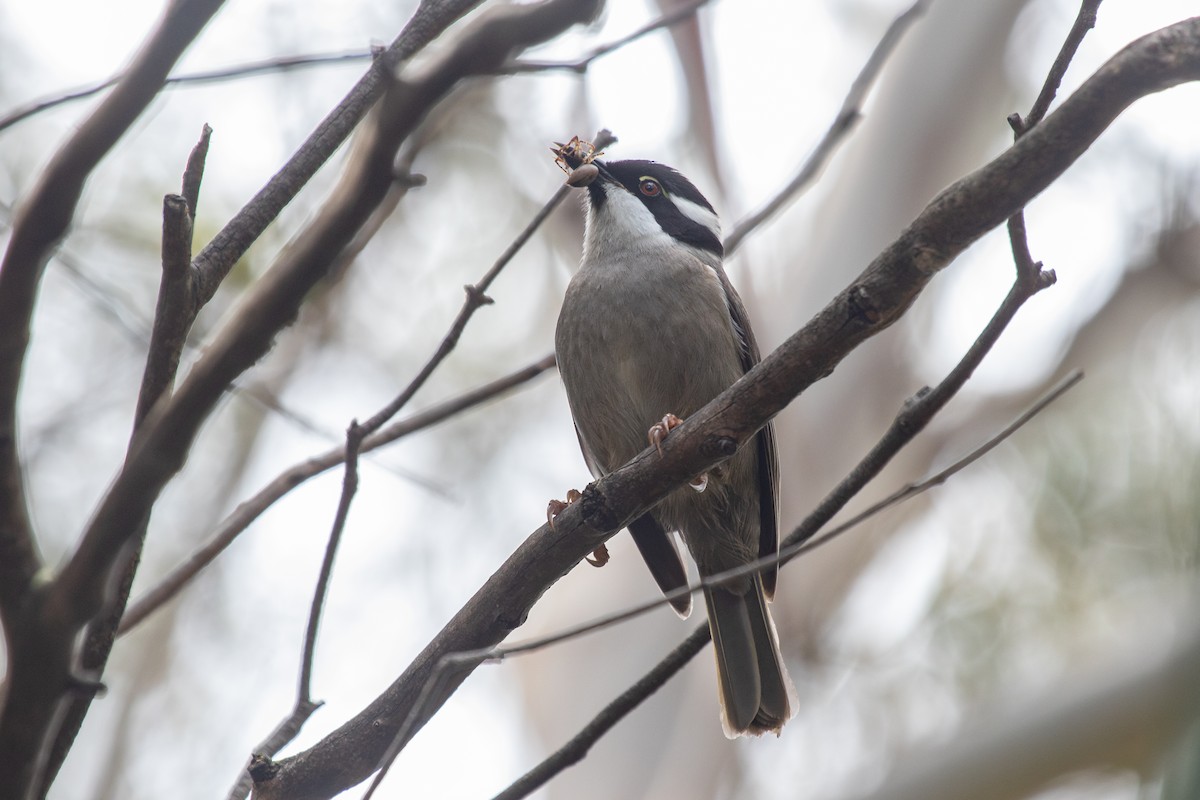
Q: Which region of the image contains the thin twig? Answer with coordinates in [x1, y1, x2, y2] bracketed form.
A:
[1010, 0, 1103, 136]
[186, 0, 486, 313]
[118, 353, 557, 635]
[181, 123, 212, 217]
[0, 51, 377, 135]
[237, 133, 610, 781]
[358, 129, 614, 438]
[723, 0, 929, 256]
[136, 124, 212, 427]
[226, 421, 366, 800]
[1005, 0, 1103, 304]
[500, 0, 713, 74]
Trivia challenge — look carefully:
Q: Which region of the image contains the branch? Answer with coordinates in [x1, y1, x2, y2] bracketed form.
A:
[241, 17, 1200, 800]
[61, 0, 600, 652]
[492, 372, 1082, 800]
[500, 0, 712, 74]
[185, 0, 488, 312]
[0, 0, 228, 792]
[225, 421, 366, 800]
[0, 51, 376, 134]
[0, 0, 225, 626]
[119, 354, 558, 635]
[723, 0, 929, 255]
[136, 124, 212, 427]
[249, 16, 1200, 800]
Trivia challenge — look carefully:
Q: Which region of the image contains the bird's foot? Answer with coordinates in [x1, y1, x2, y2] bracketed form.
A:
[648, 414, 709, 491]
[585, 543, 610, 568]
[647, 413, 684, 456]
[546, 488, 582, 529]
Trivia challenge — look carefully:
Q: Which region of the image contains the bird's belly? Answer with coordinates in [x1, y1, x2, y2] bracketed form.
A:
[557, 257, 743, 476]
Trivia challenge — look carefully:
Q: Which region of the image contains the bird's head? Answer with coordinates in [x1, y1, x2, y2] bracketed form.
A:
[579, 159, 723, 261]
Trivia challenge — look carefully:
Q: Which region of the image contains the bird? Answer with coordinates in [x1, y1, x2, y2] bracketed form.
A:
[553, 151, 791, 737]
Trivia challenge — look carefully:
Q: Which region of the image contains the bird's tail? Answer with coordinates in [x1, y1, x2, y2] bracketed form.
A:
[704, 580, 792, 737]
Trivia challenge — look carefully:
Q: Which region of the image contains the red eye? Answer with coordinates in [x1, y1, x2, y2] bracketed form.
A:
[639, 178, 661, 197]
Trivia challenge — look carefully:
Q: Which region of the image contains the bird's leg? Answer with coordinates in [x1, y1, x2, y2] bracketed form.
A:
[546, 488, 582, 528]
[546, 489, 609, 567]
[647, 413, 683, 456]
[647, 414, 709, 493]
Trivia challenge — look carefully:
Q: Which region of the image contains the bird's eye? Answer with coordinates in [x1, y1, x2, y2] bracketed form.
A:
[639, 178, 661, 197]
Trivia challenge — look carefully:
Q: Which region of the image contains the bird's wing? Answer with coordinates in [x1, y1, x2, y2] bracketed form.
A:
[713, 266, 780, 599]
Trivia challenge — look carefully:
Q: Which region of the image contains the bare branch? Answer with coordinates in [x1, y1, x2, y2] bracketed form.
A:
[180, 123, 212, 217]
[0, 0, 229, 791]
[137, 193, 195, 426]
[723, 0, 929, 256]
[226, 421, 366, 800]
[118, 354, 556, 635]
[136, 123, 213, 427]
[247, 19, 1200, 800]
[1010, 0, 1104, 135]
[501, 0, 712, 74]
[492, 372, 1082, 800]
[0, 0, 226, 628]
[359, 129, 614, 437]
[186, 0, 489, 312]
[1005, 1, 1103, 312]
[0, 51, 375, 135]
[63, 0, 599, 652]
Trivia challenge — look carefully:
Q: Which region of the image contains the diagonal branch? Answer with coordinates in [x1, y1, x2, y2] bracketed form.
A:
[501, 0, 712, 74]
[724, 0, 930, 256]
[225, 419, 367, 800]
[0, 1, 229, 794]
[248, 16, 1200, 800]
[492, 371, 1082, 800]
[0, 50, 376, 134]
[2, 0, 599, 795]
[118, 354, 557, 635]
[60, 0, 602, 652]
[0, 0, 226, 637]
[185, 0, 487, 311]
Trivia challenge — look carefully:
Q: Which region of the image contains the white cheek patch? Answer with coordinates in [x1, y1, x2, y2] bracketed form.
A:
[672, 195, 722, 241]
[584, 182, 676, 258]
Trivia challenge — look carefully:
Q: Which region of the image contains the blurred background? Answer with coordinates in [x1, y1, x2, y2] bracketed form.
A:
[1, 0, 1198, 798]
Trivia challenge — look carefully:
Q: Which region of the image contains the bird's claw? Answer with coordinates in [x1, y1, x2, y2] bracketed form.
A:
[585, 543, 610, 567]
[546, 488, 582, 529]
[647, 413, 683, 456]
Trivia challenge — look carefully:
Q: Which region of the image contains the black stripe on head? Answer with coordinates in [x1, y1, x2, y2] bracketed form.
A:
[591, 159, 723, 256]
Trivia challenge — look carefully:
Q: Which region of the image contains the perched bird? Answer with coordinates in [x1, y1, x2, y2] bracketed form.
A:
[554, 152, 791, 736]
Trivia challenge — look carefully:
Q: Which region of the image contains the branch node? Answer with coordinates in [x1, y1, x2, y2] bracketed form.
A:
[847, 284, 883, 324]
[394, 169, 427, 188]
[464, 284, 495, 307]
[702, 435, 739, 459]
[248, 753, 280, 783]
[65, 672, 107, 698]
